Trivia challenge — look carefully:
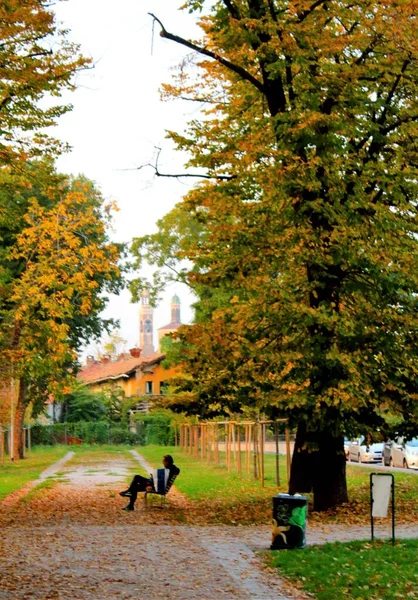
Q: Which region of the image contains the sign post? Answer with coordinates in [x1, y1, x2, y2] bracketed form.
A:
[370, 473, 395, 545]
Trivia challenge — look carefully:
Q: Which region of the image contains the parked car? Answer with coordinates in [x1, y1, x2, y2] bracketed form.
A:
[389, 438, 418, 469]
[348, 436, 384, 463]
[344, 438, 350, 461]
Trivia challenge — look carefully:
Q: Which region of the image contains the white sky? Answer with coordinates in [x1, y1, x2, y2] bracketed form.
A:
[51, 0, 204, 357]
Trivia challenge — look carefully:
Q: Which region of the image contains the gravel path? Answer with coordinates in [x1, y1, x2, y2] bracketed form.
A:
[1, 450, 417, 600]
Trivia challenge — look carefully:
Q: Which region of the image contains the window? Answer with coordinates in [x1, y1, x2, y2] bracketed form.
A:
[160, 381, 168, 395]
[145, 381, 153, 394]
[144, 319, 152, 333]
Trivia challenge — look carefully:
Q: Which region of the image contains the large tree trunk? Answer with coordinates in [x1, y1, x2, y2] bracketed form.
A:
[312, 431, 348, 511]
[288, 421, 314, 494]
[289, 422, 348, 511]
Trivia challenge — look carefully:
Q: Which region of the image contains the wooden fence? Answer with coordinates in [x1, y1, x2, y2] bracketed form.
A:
[178, 420, 293, 487]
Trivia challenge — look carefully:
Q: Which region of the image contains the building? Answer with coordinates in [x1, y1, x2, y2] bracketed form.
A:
[139, 290, 154, 357]
[158, 294, 182, 350]
[77, 294, 183, 412]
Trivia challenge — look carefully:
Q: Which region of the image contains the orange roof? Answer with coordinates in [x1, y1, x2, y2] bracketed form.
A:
[158, 322, 182, 331]
[78, 353, 165, 385]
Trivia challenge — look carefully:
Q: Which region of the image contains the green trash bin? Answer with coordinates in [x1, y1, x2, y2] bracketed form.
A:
[271, 493, 308, 549]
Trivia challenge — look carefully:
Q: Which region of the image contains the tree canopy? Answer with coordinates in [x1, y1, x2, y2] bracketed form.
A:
[0, 0, 90, 165]
[0, 161, 124, 455]
[132, 0, 418, 509]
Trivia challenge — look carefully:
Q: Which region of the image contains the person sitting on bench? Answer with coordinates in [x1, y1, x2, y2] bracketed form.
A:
[119, 454, 180, 511]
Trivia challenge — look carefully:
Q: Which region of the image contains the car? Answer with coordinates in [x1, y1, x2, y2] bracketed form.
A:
[348, 436, 384, 463]
[389, 438, 418, 469]
[344, 438, 350, 461]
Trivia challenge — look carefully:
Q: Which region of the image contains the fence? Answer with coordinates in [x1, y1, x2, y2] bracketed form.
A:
[0, 425, 32, 463]
[179, 420, 294, 487]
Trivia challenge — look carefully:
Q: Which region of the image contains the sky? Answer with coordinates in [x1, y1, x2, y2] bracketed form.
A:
[50, 1, 204, 358]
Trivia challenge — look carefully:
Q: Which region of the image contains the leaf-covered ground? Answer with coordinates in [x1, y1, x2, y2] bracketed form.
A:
[0, 449, 308, 600]
[1, 448, 417, 600]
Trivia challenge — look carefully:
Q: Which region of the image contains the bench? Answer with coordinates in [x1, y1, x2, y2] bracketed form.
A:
[144, 469, 179, 508]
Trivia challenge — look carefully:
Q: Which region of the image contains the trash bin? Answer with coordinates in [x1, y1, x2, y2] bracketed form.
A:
[271, 493, 308, 549]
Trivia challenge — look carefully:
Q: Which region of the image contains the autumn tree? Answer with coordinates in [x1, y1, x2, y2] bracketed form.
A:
[132, 1, 418, 510]
[0, 161, 124, 457]
[0, 0, 89, 166]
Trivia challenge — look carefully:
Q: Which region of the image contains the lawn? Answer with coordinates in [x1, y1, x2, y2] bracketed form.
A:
[138, 444, 418, 525]
[0, 445, 69, 500]
[268, 539, 418, 600]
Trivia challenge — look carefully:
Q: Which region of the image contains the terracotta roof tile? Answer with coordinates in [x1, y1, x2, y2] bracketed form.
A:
[158, 322, 182, 331]
[78, 353, 165, 385]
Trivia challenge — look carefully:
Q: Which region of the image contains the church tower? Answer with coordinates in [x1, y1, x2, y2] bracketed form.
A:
[171, 294, 181, 325]
[139, 290, 154, 357]
[157, 294, 182, 351]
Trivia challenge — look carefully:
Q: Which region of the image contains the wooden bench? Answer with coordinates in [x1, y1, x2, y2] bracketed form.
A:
[144, 470, 179, 508]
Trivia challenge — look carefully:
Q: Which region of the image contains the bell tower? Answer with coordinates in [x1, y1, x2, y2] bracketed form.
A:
[171, 294, 181, 324]
[139, 290, 154, 357]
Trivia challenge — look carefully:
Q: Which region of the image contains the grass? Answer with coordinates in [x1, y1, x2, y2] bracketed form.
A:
[268, 539, 418, 600]
[0, 446, 69, 500]
[137, 444, 285, 501]
[137, 445, 418, 524]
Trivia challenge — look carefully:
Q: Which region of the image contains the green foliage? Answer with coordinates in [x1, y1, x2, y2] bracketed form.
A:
[269, 539, 418, 600]
[64, 386, 108, 423]
[132, 0, 418, 507]
[30, 422, 143, 446]
[0, 0, 90, 165]
[133, 410, 178, 445]
[0, 161, 125, 414]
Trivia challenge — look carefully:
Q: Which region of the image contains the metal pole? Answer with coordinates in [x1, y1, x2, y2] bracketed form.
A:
[370, 473, 374, 542]
[391, 476, 395, 545]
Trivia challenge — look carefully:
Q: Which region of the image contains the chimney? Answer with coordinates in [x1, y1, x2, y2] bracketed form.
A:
[86, 355, 95, 366]
[129, 347, 141, 358]
[100, 355, 111, 363]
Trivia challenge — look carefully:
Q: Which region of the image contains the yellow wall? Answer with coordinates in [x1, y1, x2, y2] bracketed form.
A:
[87, 362, 179, 398]
[137, 362, 179, 396]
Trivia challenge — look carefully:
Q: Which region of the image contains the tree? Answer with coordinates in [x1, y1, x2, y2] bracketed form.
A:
[0, 0, 90, 166]
[0, 161, 124, 457]
[63, 382, 108, 423]
[132, 1, 418, 510]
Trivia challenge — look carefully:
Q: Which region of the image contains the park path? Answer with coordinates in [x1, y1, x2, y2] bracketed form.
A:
[0, 449, 303, 600]
[1, 449, 418, 600]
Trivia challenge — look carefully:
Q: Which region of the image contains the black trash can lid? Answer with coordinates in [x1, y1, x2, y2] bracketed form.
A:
[274, 493, 308, 500]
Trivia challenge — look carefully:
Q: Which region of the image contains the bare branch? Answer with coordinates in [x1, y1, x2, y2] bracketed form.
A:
[148, 13, 265, 95]
[121, 148, 234, 181]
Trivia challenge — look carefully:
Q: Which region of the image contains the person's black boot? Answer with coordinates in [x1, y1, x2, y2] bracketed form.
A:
[119, 490, 132, 498]
[122, 504, 134, 511]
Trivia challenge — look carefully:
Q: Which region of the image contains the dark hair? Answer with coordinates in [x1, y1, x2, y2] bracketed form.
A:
[163, 454, 174, 467]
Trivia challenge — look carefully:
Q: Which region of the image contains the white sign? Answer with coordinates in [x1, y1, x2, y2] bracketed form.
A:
[371, 474, 392, 518]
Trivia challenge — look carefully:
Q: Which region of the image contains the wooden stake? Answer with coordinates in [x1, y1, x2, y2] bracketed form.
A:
[275, 421, 280, 486]
[237, 424, 242, 474]
[260, 422, 265, 487]
[232, 423, 237, 468]
[226, 423, 231, 471]
[285, 427, 291, 486]
[215, 424, 219, 465]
